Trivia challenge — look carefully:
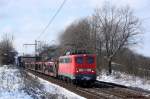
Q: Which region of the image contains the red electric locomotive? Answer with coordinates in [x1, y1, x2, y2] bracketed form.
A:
[24, 50, 96, 85]
[58, 50, 96, 84]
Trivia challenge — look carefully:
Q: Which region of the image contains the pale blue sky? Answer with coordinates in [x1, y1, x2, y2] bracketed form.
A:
[0, 0, 150, 56]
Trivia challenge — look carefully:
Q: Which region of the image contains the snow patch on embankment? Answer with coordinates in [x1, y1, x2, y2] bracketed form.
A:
[28, 72, 86, 99]
[97, 70, 150, 91]
[0, 65, 32, 99]
[0, 65, 86, 99]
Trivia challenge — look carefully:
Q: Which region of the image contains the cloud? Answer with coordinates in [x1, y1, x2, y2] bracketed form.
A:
[88, 0, 149, 10]
[0, 0, 149, 56]
[0, 25, 14, 34]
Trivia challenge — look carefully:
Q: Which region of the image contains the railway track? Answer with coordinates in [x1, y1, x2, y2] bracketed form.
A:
[95, 81, 150, 99]
[26, 69, 150, 99]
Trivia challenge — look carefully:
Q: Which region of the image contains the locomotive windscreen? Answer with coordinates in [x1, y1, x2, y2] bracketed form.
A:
[76, 57, 83, 64]
[87, 57, 94, 64]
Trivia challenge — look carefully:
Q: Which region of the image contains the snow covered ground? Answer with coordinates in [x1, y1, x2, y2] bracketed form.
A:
[0, 65, 85, 99]
[27, 72, 85, 99]
[0, 65, 32, 99]
[97, 70, 150, 91]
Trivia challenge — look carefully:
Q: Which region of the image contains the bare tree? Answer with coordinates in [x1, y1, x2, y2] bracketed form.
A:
[59, 19, 93, 52]
[0, 33, 16, 64]
[92, 4, 142, 74]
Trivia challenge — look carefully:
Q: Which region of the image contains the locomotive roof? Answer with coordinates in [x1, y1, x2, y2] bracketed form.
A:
[59, 53, 96, 58]
[64, 50, 94, 55]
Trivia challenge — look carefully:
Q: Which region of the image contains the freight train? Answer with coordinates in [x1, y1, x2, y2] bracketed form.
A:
[21, 50, 97, 85]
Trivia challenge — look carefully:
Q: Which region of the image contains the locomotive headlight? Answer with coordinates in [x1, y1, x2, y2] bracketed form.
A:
[91, 68, 96, 73]
[76, 68, 79, 73]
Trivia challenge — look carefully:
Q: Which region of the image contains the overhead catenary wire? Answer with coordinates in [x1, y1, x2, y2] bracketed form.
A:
[36, 0, 67, 40]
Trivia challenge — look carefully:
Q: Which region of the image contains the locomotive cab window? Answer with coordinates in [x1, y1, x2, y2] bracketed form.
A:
[65, 58, 71, 63]
[76, 57, 83, 64]
[59, 57, 71, 63]
[87, 57, 94, 64]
